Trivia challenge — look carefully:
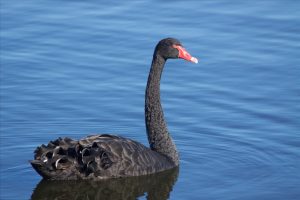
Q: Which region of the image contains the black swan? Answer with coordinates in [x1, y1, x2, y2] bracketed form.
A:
[30, 38, 198, 180]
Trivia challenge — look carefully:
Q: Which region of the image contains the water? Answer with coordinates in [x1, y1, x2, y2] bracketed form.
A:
[1, 0, 300, 199]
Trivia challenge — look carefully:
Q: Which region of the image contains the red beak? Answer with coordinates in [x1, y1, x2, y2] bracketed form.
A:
[173, 45, 198, 63]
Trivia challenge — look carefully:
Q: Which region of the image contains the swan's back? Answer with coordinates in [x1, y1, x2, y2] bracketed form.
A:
[30, 134, 175, 180]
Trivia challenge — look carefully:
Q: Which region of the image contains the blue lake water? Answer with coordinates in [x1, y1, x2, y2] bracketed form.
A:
[1, 0, 300, 199]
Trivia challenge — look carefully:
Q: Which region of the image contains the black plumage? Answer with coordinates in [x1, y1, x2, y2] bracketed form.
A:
[30, 38, 197, 180]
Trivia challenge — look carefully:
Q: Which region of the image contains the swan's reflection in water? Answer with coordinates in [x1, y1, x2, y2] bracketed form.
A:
[31, 167, 179, 200]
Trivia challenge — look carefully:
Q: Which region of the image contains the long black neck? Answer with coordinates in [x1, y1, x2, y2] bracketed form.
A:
[145, 53, 179, 166]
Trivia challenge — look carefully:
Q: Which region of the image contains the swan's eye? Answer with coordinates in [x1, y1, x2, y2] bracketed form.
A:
[172, 44, 181, 49]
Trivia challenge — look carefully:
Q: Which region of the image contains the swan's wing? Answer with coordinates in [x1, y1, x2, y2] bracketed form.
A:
[30, 134, 174, 180]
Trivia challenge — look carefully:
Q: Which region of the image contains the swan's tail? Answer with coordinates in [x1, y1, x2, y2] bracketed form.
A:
[30, 137, 79, 180]
[30, 136, 113, 180]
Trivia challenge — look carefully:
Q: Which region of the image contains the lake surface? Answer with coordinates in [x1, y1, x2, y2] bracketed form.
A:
[1, 0, 300, 199]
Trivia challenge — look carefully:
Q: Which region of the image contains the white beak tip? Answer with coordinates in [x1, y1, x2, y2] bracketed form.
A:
[191, 57, 198, 64]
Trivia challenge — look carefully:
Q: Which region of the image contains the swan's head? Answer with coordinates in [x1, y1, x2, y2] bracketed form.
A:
[155, 38, 198, 63]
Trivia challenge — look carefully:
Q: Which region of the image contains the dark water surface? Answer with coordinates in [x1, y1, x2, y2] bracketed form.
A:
[1, 0, 300, 199]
